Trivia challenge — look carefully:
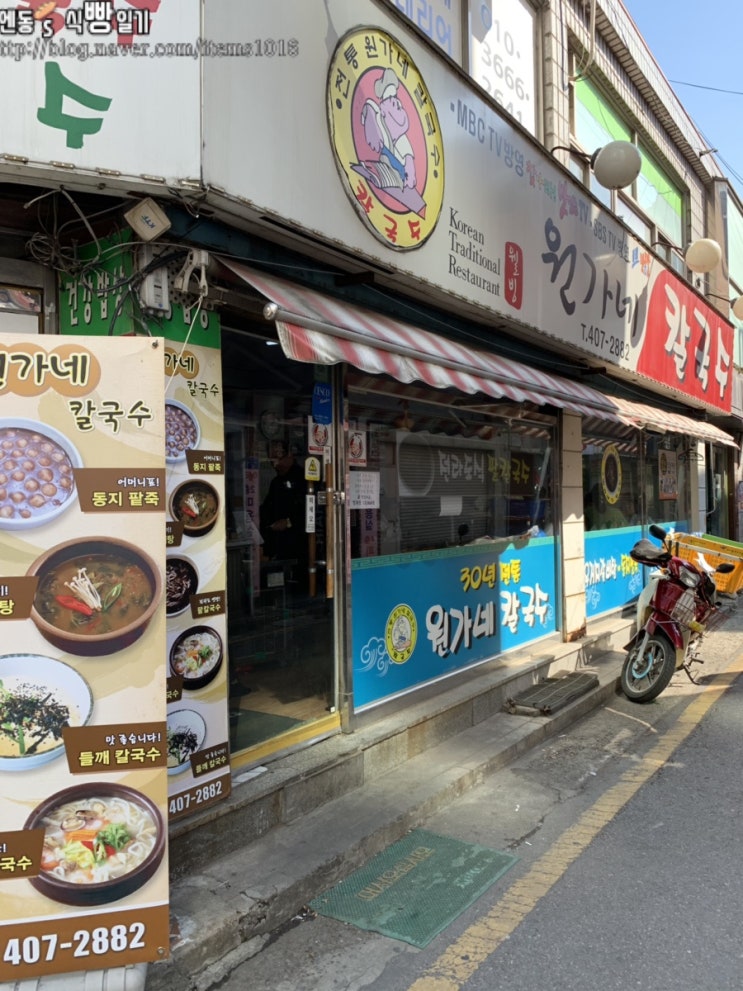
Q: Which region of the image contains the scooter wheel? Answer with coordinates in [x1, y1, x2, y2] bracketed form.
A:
[621, 634, 676, 703]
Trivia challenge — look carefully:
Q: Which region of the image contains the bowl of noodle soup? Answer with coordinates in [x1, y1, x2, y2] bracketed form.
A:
[27, 537, 163, 657]
[0, 654, 93, 770]
[25, 783, 165, 905]
[165, 555, 198, 617]
[169, 625, 223, 690]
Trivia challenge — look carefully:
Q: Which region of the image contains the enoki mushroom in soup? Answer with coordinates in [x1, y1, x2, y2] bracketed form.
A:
[35, 553, 153, 635]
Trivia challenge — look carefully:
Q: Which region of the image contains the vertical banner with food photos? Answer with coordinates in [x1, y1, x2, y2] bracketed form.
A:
[164, 337, 231, 822]
[0, 334, 168, 982]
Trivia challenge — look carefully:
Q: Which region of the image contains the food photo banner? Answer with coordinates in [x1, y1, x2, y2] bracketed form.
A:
[163, 335, 231, 822]
[0, 334, 169, 981]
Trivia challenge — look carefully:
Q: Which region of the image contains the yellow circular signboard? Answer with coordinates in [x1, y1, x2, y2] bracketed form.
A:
[327, 28, 445, 250]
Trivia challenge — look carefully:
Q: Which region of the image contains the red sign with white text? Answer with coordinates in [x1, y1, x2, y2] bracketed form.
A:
[629, 272, 731, 413]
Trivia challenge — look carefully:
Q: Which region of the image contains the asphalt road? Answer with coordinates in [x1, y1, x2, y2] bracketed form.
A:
[218, 607, 743, 991]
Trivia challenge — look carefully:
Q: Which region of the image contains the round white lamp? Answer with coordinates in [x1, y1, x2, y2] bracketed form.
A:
[590, 141, 642, 190]
[685, 238, 722, 274]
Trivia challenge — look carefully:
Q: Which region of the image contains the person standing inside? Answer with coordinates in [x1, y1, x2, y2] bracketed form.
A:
[260, 445, 306, 564]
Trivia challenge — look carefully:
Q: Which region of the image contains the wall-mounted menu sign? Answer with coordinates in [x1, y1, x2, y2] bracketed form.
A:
[0, 334, 169, 982]
[164, 334, 231, 821]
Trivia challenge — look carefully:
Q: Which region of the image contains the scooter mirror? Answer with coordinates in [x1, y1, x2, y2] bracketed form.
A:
[648, 523, 668, 542]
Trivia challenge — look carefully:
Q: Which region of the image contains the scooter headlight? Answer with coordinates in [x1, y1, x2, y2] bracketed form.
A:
[679, 566, 700, 588]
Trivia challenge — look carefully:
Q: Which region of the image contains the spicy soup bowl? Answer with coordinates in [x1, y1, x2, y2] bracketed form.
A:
[27, 537, 163, 657]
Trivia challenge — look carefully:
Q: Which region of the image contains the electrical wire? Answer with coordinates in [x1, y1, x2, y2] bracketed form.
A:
[24, 187, 105, 275]
[668, 79, 743, 98]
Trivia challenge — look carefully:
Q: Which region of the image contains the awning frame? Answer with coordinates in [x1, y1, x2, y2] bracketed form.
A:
[263, 302, 621, 417]
[218, 257, 738, 449]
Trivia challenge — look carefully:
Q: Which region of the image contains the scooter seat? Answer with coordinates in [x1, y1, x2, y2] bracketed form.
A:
[630, 538, 671, 566]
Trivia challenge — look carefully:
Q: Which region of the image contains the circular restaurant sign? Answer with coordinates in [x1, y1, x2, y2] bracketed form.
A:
[327, 27, 445, 250]
[601, 444, 622, 505]
[385, 603, 417, 664]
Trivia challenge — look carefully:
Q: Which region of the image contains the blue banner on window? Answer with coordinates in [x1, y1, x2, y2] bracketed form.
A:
[351, 537, 557, 709]
[584, 526, 644, 618]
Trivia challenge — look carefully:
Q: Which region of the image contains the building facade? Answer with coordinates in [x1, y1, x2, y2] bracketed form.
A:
[1, 0, 741, 797]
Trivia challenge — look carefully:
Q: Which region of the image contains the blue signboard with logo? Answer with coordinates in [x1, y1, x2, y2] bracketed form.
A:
[351, 537, 557, 709]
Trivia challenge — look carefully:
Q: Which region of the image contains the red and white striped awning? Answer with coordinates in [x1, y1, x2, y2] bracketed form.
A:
[610, 399, 736, 447]
[218, 258, 737, 447]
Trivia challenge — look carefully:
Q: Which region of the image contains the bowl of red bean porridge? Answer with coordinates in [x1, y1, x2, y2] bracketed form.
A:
[0, 420, 82, 530]
[165, 401, 200, 463]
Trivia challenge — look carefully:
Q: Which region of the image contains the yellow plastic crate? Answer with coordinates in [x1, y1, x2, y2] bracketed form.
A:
[670, 533, 743, 595]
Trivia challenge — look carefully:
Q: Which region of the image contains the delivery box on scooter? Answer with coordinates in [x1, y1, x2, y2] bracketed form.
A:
[670, 534, 743, 596]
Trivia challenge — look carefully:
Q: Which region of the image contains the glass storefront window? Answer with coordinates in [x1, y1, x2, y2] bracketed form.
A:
[643, 434, 691, 530]
[349, 385, 555, 557]
[582, 420, 693, 619]
[583, 420, 643, 619]
[582, 422, 642, 531]
[706, 445, 730, 538]
[348, 376, 559, 709]
[582, 422, 691, 532]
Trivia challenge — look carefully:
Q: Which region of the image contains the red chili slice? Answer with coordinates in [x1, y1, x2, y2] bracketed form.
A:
[54, 594, 94, 616]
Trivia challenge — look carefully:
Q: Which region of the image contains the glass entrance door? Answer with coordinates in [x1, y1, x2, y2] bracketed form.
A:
[222, 331, 336, 756]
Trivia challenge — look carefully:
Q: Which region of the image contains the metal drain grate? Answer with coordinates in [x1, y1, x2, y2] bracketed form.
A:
[309, 829, 518, 947]
[505, 672, 599, 715]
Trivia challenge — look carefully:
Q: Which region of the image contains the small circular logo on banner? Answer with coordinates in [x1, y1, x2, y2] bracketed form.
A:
[327, 28, 444, 250]
[385, 603, 417, 664]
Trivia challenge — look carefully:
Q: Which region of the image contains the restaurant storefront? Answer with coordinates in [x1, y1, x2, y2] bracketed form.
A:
[206, 256, 738, 733]
[1, 3, 742, 981]
[0, 0, 736, 750]
[1, 233, 738, 758]
[580, 413, 737, 619]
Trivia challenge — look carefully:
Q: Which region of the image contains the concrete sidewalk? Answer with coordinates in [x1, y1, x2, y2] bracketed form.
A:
[145, 615, 632, 991]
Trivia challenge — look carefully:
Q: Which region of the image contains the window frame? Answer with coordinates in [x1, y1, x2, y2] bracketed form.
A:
[569, 74, 691, 280]
[0, 258, 56, 334]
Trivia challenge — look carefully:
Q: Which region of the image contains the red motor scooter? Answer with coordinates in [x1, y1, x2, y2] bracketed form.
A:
[621, 524, 735, 702]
